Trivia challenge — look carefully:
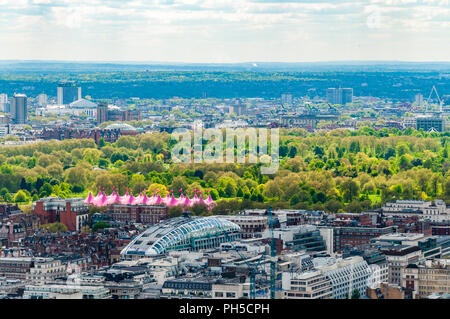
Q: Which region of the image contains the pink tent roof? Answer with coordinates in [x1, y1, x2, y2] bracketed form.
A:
[119, 191, 130, 205]
[93, 191, 102, 201]
[127, 193, 135, 205]
[163, 194, 171, 205]
[84, 192, 94, 204]
[142, 193, 149, 205]
[168, 195, 177, 206]
[184, 195, 191, 207]
[85, 189, 215, 209]
[93, 192, 108, 206]
[134, 192, 144, 205]
[198, 195, 206, 205]
[107, 191, 119, 204]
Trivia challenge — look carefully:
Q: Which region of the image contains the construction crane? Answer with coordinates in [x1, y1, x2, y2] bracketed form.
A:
[221, 207, 277, 299]
[222, 231, 268, 299]
[266, 207, 277, 299]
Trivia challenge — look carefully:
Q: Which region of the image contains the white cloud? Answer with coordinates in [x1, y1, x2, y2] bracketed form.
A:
[0, 0, 448, 61]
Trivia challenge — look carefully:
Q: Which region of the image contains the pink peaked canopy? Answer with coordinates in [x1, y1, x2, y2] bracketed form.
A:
[84, 192, 94, 204]
[85, 189, 216, 209]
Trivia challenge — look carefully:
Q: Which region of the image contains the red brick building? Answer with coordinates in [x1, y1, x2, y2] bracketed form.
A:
[430, 222, 450, 236]
[384, 215, 432, 235]
[106, 204, 168, 225]
[97, 102, 141, 124]
[32, 197, 90, 232]
[286, 211, 306, 226]
[0, 204, 22, 218]
[333, 226, 397, 253]
[223, 215, 268, 239]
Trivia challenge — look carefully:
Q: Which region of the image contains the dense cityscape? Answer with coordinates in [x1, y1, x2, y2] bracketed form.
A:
[1, 0, 450, 308]
[0, 68, 449, 300]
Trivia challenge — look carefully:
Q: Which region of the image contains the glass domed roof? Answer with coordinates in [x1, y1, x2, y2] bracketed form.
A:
[105, 123, 137, 132]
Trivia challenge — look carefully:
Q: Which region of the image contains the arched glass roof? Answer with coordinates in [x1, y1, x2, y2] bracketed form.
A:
[105, 123, 137, 131]
[145, 217, 240, 256]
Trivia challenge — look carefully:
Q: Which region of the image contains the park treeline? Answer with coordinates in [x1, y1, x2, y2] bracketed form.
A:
[0, 127, 449, 216]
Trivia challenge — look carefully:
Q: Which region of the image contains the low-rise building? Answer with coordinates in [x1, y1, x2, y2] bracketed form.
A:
[344, 249, 389, 289]
[379, 245, 422, 286]
[161, 279, 213, 298]
[212, 282, 248, 299]
[0, 277, 25, 296]
[32, 197, 89, 232]
[106, 204, 168, 225]
[221, 215, 268, 239]
[333, 225, 397, 253]
[366, 282, 405, 299]
[104, 280, 143, 299]
[0, 257, 34, 280]
[282, 270, 333, 299]
[265, 225, 327, 254]
[26, 258, 66, 285]
[314, 256, 371, 299]
[23, 284, 112, 299]
[403, 259, 450, 299]
[382, 200, 449, 222]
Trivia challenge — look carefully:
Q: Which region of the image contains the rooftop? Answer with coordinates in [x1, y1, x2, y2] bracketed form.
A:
[104, 123, 137, 132]
[121, 216, 240, 257]
[376, 233, 425, 241]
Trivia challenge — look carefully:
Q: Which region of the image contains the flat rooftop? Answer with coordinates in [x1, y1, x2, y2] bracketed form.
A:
[376, 233, 425, 241]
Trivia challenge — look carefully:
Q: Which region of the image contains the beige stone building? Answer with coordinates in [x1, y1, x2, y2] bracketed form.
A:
[402, 259, 450, 299]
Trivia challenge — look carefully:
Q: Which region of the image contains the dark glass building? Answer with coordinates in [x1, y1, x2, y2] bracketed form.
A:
[57, 82, 81, 105]
[10, 94, 27, 124]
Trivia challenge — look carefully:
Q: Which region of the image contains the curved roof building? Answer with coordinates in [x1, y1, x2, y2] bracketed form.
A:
[69, 98, 97, 109]
[105, 123, 137, 132]
[121, 216, 241, 259]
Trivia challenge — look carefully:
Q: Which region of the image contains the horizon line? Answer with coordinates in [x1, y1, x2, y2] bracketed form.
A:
[1, 59, 450, 65]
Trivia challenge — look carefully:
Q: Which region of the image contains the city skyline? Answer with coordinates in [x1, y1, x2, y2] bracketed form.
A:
[1, 0, 449, 63]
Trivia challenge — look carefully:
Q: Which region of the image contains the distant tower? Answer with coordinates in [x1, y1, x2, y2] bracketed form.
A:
[327, 88, 338, 104]
[37, 93, 48, 107]
[57, 82, 81, 105]
[11, 94, 27, 124]
[97, 102, 108, 124]
[0, 94, 7, 112]
[327, 88, 353, 105]
[281, 93, 293, 106]
[414, 94, 424, 106]
[340, 88, 353, 105]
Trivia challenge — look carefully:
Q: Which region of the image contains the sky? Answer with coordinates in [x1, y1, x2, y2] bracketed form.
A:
[0, 0, 449, 63]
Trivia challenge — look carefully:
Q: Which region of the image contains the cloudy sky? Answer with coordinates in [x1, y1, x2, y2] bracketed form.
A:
[0, 0, 449, 62]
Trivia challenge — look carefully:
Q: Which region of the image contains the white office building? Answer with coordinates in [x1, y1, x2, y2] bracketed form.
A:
[367, 263, 389, 289]
[26, 258, 66, 285]
[382, 200, 449, 222]
[0, 93, 7, 112]
[23, 284, 111, 299]
[314, 256, 371, 299]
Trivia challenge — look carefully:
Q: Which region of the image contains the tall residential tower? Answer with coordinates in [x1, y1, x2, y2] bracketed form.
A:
[11, 94, 27, 124]
[57, 82, 81, 105]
